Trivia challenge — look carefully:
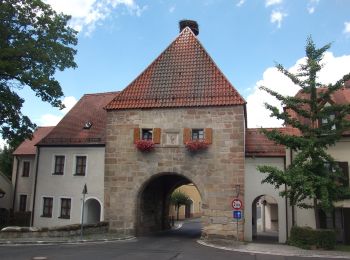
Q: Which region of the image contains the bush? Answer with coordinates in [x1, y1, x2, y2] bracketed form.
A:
[288, 226, 336, 250]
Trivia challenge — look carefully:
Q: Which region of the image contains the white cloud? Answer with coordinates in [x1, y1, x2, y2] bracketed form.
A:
[0, 138, 6, 149]
[270, 10, 287, 28]
[236, 0, 245, 7]
[37, 96, 78, 126]
[246, 52, 350, 128]
[169, 5, 175, 13]
[343, 22, 350, 36]
[307, 0, 319, 14]
[265, 0, 282, 7]
[44, 0, 147, 36]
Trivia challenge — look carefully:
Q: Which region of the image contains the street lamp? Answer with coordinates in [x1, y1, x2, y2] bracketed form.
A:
[81, 184, 88, 240]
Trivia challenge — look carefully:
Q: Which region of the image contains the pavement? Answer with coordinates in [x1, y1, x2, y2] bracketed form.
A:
[1, 219, 350, 259]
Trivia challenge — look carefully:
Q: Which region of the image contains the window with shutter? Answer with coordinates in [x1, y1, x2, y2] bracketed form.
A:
[153, 128, 161, 144]
[134, 128, 140, 144]
[183, 128, 191, 143]
[205, 128, 213, 144]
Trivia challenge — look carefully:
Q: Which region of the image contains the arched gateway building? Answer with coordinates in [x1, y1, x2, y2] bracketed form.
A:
[104, 21, 246, 239]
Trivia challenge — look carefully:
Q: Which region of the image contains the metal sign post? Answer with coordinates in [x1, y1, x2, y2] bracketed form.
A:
[232, 198, 243, 241]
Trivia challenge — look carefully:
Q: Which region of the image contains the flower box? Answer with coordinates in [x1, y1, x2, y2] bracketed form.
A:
[135, 140, 154, 152]
[185, 140, 209, 152]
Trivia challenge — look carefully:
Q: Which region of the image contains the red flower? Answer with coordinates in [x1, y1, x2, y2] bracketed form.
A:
[135, 140, 155, 152]
[185, 140, 209, 152]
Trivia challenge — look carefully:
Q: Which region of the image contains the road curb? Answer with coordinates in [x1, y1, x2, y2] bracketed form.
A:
[0, 236, 136, 246]
[197, 240, 350, 259]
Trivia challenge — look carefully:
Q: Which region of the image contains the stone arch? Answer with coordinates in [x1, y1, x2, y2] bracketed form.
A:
[83, 197, 102, 224]
[135, 172, 203, 235]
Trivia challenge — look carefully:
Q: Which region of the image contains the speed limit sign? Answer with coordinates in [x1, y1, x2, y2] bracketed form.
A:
[231, 198, 243, 210]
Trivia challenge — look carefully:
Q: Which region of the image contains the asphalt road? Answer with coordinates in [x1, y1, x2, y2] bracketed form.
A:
[0, 220, 348, 260]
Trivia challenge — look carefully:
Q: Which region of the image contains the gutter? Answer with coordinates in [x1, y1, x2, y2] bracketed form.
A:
[31, 147, 40, 227]
[284, 155, 288, 240]
[12, 156, 20, 210]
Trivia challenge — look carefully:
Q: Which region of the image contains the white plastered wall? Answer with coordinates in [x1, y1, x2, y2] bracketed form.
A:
[33, 146, 105, 227]
[244, 157, 287, 243]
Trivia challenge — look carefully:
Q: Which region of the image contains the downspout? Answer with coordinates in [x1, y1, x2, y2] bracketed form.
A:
[284, 156, 289, 240]
[31, 146, 40, 227]
[290, 149, 295, 226]
[12, 156, 20, 210]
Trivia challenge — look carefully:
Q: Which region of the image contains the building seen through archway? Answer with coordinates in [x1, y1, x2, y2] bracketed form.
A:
[252, 195, 279, 242]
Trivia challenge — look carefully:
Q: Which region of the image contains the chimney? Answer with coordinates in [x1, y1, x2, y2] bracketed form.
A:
[179, 20, 199, 36]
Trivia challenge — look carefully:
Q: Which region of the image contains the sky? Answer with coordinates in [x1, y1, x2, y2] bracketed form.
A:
[3, 0, 350, 147]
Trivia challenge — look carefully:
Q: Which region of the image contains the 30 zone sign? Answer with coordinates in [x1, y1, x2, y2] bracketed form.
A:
[231, 198, 243, 210]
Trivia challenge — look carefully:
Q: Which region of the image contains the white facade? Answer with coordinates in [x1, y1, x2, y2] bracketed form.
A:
[11, 155, 36, 212]
[244, 157, 288, 243]
[33, 146, 105, 227]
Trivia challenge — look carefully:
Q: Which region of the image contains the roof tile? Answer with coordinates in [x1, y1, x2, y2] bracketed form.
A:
[106, 27, 245, 110]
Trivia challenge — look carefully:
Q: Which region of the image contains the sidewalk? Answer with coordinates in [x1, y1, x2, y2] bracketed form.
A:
[0, 232, 135, 245]
[198, 239, 350, 259]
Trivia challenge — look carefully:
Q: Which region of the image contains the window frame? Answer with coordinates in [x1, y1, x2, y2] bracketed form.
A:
[22, 161, 30, 177]
[41, 196, 54, 218]
[53, 155, 65, 175]
[141, 128, 153, 141]
[74, 155, 87, 176]
[191, 128, 205, 141]
[18, 194, 27, 212]
[59, 197, 72, 219]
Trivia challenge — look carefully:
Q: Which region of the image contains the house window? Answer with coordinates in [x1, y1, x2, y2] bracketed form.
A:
[192, 129, 204, 140]
[59, 198, 71, 219]
[142, 129, 153, 140]
[53, 156, 65, 175]
[337, 162, 349, 187]
[320, 113, 336, 130]
[19, 194, 27, 212]
[42, 197, 53, 218]
[22, 161, 30, 177]
[75, 156, 87, 176]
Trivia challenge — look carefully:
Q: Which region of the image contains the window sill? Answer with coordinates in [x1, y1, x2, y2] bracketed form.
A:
[58, 216, 70, 219]
[52, 173, 64, 175]
[73, 174, 86, 176]
[40, 215, 52, 218]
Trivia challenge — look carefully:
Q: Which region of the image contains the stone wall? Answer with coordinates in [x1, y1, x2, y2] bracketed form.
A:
[105, 106, 245, 239]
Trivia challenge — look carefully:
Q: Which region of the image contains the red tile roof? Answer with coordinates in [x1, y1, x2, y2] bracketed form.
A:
[38, 92, 119, 146]
[106, 27, 245, 110]
[245, 128, 299, 157]
[286, 85, 350, 134]
[13, 126, 54, 155]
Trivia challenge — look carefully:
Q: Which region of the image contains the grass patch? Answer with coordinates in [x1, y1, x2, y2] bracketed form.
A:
[335, 245, 350, 252]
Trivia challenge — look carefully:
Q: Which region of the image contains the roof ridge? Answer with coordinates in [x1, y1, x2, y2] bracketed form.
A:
[84, 91, 120, 96]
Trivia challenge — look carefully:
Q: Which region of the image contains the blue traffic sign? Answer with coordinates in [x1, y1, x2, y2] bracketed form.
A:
[233, 210, 242, 219]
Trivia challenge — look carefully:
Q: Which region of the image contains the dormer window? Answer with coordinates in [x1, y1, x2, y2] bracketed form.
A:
[83, 121, 92, 129]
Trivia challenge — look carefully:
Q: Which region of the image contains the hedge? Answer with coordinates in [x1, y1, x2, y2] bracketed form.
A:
[288, 226, 336, 250]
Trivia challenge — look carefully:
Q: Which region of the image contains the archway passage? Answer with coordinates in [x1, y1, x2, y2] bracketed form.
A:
[83, 198, 101, 224]
[252, 195, 279, 243]
[136, 173, 202, 236]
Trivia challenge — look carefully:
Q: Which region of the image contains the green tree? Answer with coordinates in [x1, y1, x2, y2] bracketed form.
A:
[257, 37, 350, 225]
[0, 145, 13, 180]
[170, 190, 191, 220]
[0, 0, 77, 147]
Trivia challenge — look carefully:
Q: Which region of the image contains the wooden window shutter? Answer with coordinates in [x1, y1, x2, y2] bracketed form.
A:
[183, 128, 191, 144]
[133, 128, 140, 144]
[205, 128, 213, 144]
[153, 128, 161, 144]
[338, 162, 349, 187]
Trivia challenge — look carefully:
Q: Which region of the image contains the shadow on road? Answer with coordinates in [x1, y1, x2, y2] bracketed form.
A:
[150, 218, 202, 240]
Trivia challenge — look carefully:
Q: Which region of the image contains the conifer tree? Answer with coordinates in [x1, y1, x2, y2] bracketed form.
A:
[257, 37, 350, 222]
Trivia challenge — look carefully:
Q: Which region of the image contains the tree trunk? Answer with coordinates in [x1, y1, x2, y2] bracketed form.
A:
[314, 198, 320, 229]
